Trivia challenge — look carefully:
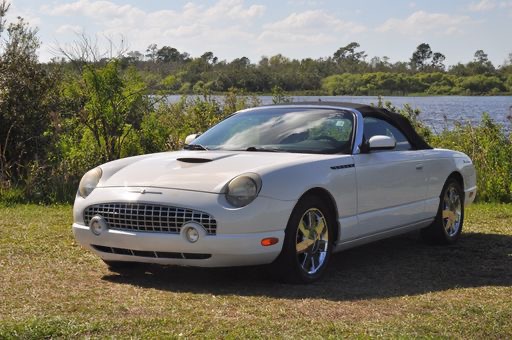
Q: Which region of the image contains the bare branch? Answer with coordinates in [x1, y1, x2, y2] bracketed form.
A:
[104, 34, 128, 60]
[50, 33, 128, 71]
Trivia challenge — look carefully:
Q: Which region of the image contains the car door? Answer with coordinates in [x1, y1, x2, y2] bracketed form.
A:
[348, 117, 428, 240]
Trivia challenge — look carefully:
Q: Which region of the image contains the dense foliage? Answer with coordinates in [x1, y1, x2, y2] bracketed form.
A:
[432, 114, 512, 202]
[0, 3, 59, 187]
[111, 41, 512, 95]
[0, 6, 511, 203]
[322, 72, 508, 95]
[50, 40, 512, 96]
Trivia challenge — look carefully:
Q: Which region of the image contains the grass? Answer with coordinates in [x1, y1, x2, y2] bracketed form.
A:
[0, 203, 511, 339]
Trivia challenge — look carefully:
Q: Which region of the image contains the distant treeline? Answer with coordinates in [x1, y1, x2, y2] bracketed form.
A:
[323, 72, 510, 96]
[49, 41, 512, 95]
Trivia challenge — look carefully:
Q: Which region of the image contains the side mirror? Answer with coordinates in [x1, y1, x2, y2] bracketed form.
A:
[368, 135, 396, 150]
[184, 133, 200, 145]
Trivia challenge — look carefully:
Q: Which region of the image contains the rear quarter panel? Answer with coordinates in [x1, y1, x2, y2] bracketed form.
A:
[422, 149, 477, 207]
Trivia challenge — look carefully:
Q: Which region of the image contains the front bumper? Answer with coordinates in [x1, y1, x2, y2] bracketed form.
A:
[73, 186, 295, 267]
[73, 223, 284, 267]
[464, 186, 477, 206]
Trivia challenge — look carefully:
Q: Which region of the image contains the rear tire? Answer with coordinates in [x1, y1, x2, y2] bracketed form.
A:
[272, 195, 334, 284]
[421, 178, 464, 244]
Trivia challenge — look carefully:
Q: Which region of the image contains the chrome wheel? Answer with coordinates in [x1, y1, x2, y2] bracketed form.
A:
[421, 178, 464, 245]
[442, 184, 462, 237]
[296, 208, 329, 275]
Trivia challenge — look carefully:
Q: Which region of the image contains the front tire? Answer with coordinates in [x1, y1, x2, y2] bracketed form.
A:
[272, 195, 334, 283]
[421, 178, 464, 244]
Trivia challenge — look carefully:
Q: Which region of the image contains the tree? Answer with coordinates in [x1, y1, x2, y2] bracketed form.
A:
[499, 52, 512, 76]
[126, 50, 143, 61]
[431, 52, 446, 71]
[474, 50, 489, 64]
[333, 42, 366, 63]
[369, 56, 392, 72]
[466, 49, 495, 75]
[269, 54, 288, 66]
[410, 43, 433, 71]
[0, 1, 58, 183]
[333, 42, 367, 72]
[157, 46, 182, 63]
[231, 56, 251, 68]
[201, 51, 218, 64]
[62, 60, 149, 162]
[0, 0, 7, 33]
[145, 43, 158, 62]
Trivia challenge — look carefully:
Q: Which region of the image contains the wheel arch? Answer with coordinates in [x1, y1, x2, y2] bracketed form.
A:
[448, 171, 464, 191]
[299, 187, 340, 244]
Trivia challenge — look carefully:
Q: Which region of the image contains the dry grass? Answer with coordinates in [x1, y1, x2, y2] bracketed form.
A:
[0, 203, 511, 338]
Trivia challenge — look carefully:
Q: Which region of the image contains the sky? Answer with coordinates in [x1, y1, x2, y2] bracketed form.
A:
[5, 0, 512, 66]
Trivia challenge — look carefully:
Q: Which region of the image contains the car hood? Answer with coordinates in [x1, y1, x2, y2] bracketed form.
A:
[98, 150, 326, 193]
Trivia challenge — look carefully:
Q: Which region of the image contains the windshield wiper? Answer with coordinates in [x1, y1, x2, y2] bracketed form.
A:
[184, 144, 209, 151]
[245, 146, 280, 152]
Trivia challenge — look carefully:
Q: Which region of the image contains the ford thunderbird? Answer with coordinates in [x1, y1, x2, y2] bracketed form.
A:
[72, 102, 477, 283]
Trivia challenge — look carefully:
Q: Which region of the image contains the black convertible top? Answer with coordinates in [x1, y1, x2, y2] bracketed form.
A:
[281, 101, 432, 150]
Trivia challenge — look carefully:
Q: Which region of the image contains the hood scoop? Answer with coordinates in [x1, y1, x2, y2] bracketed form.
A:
[176, 157, 213, 163]
[176, 153, 235, 164]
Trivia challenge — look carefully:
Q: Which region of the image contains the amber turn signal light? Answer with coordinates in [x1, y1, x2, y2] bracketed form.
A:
[261, 237, 279, 246]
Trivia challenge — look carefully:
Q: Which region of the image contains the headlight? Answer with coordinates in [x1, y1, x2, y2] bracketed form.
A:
[225, 173, 262, 208]
[78, 167, 102, 198]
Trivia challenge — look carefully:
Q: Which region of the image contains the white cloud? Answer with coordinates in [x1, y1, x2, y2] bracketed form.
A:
[499, 1, 512, 16]
[469, 0, 497, 11]
[42, 0, 266, 32]
[204, 0, 265, 20]
[258, 31, 337, 45]
[44, 0, 264, 24]
[468, 0, 512, 11]
[254, 10, 366, 58]
[41, 0, 265, 59]
[499, 1, 512, 8]
[263, 10, 366, 34]
[44, 0, 146, 19]
[376, 11, 472, 36]
[286, 0, 323, 5]
[56, 24, 83, 34]
[6, 4, 42, 27]
[42, 1, 368, 61]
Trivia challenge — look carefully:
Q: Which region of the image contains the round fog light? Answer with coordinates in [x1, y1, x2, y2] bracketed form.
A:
[185, 226, 200, 243]
[89, 215, 108, 236]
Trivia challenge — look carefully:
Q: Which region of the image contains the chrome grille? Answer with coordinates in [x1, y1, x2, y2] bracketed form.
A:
[83, 203, 217, 235]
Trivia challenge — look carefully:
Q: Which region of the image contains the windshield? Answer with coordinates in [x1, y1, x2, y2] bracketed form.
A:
[189, 107, 355, 154]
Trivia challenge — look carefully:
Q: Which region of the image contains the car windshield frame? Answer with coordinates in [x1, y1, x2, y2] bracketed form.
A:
[188, 107, 356, 155]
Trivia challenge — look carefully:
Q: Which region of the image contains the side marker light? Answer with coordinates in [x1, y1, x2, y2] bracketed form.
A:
[261, 237, 279, 247]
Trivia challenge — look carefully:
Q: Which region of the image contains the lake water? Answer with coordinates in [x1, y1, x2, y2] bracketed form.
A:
[167, 95, 512, 133]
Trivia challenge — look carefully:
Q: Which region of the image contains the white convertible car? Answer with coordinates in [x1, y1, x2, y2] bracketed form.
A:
[73, 102, 477, 283]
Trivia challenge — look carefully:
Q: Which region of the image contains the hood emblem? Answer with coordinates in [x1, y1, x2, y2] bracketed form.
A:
[128, 189, 162, 195]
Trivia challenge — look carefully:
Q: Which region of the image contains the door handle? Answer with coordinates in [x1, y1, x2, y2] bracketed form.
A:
[415, 164, 423, 170]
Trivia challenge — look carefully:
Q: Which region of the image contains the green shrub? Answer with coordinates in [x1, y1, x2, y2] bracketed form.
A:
[0, 186, 25, 206]
[321, 72, 508, 96]
[431, 113, 512, 202]
[459, 75, 506, 94]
